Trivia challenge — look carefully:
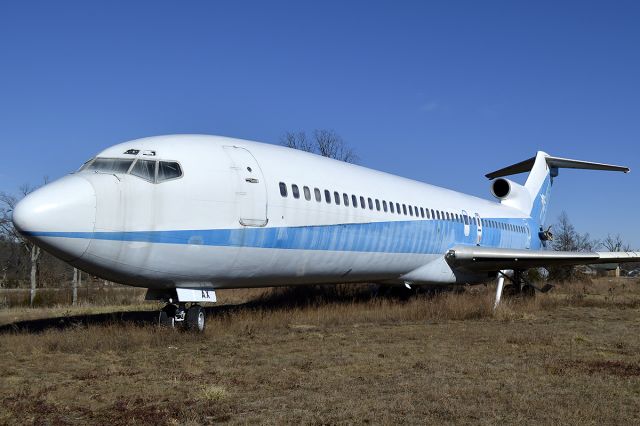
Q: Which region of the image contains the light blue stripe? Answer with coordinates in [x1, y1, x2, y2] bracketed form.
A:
[25, 217, 536, 255]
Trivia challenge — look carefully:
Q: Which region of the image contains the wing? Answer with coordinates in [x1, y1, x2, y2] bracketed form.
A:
[445, 245, 640, 272]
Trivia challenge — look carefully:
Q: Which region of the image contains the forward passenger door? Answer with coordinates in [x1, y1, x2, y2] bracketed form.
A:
[223, 146, 268, 227]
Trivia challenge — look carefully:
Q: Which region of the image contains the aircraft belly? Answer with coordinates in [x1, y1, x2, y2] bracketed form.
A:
[77, 238, 433, 288]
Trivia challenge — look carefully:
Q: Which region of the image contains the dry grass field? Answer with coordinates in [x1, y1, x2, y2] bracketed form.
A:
[1, 278, 639, 425]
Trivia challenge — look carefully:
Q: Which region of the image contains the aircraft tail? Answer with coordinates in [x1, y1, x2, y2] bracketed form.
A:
[486, 152, 629, 226]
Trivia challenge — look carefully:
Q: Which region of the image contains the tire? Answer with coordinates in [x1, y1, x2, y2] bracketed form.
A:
[502, 284, 518, 298]
[522, 285, 536, 298]
[185, 305, 205, 332]
[158, 310, 175, 328]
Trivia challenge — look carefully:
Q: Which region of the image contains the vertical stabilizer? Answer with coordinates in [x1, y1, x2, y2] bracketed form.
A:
[524, 152, 553, 226]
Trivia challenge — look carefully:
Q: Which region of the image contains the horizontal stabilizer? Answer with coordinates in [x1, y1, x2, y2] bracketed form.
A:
[486, 154, 629, 179]
[446, 245, 640, 272]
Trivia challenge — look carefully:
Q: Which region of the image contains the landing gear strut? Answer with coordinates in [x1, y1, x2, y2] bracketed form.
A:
[158, 302, 206, 332]
[494, 270, 553, 309]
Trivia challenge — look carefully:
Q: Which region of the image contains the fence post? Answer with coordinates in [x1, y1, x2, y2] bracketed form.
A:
[72, 268, 78, 306]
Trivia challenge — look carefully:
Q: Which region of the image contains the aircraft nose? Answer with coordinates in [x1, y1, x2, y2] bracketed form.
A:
[12, 175, 97, 262]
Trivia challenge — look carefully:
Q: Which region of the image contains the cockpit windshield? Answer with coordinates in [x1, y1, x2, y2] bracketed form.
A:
[85, 158, 135, 174]
[78, 157, 182, 183]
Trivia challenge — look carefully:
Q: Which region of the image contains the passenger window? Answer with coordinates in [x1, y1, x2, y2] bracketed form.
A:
[334, 191, 341, 205]
[383, 200, 388, 212]
[304, 186, 311, 201]
[375, 199, 380, 211]
[396, 203, 401, 214]
[436, 211, 440, 220]
[157, 161, 182, 182]
[420, 207, 424, 218]
[352, 195, 358, 208]
[446, 212, 450, 221]
[292, 184, 300, 199]
[402, 204, 407, 215]
[279, 182, 287, 197]
[131, 160, 156, 182]
[426, 208, 430, 219]
[324, 190, 331, 203]
[368, 198, 373, 210]
[360, 196, 365, 209]
[463, 214, 468, 225]
[390, 202, 395, 213]
[314, 188, 321, 202]
[408, 205, 413, 216]
[343, 193, 349, 206]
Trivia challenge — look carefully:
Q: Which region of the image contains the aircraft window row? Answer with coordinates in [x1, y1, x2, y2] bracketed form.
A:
[81, 157, 183, 183]
[278, 182, 530, 233]
[481, 219, 527, 234]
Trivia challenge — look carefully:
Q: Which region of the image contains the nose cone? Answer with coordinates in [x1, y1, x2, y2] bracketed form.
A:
[13, 175, 96, 261]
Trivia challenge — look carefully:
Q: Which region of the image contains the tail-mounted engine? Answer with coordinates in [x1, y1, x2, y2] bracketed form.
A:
[490, 178, 532, 212]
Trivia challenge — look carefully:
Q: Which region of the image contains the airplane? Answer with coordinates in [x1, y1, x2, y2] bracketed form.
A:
[11, 134, 640, 331]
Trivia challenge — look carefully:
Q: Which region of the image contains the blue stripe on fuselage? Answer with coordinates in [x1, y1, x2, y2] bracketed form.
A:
[24, 218, 535, 255]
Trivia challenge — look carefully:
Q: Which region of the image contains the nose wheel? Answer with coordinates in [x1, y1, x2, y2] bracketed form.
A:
[158, 303, 206, 332]
[185, 304, 206, 332]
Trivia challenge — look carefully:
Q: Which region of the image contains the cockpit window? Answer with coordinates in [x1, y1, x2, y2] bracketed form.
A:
[79, 156, 182, 183]
[130, 159, 156, 182]
[86, 158, 134, 174]
[157, 161, 182, 182]
[78, 158, 94, 171]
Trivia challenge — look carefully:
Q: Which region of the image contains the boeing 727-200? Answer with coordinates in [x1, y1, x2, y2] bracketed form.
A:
[11, 135, 639, 331]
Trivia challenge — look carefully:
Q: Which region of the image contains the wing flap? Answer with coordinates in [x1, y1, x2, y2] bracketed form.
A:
[446, 245, 640, 272]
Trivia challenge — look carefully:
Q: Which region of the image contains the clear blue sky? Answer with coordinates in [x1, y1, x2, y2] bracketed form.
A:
[1, 1, 639, 247]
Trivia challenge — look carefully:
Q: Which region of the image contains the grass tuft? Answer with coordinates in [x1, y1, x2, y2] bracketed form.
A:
[200, 385, 228, 402]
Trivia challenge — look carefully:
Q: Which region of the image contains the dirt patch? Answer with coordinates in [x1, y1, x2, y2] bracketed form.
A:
[549, 359, 640, 378]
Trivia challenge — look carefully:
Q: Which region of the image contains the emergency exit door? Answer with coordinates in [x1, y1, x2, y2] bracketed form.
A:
[475, 212, 483, 245]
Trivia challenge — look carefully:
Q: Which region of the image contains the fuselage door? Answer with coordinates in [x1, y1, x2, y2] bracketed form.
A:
[223, 146, 268, 227]
[461, 210, 470, 237]
[474, 212, 483, 245]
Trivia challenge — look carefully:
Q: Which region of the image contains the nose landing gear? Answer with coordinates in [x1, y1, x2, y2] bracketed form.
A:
[158, 302, 206, 332]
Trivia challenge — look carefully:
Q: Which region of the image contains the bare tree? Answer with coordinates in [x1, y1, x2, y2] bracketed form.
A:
[0, 184, 42, 305]
[281, 131, 314, 153]
[552, 212, 599, 252]
[281, 129, 358, 163]
[549, 212, 599, 282]
[602, 234, 624, 252]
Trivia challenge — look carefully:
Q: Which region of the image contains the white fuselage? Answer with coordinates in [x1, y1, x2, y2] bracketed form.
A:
[13, 135, 538, 290]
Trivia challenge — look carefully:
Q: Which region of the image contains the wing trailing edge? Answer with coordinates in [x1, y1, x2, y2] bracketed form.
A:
[446, 245, 640, 272]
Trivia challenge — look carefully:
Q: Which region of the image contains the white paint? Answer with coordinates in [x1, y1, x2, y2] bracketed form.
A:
[11, 134, 632, 301]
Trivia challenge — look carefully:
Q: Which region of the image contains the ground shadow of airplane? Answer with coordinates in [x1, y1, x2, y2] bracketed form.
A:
[0, 284, 457, 334]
